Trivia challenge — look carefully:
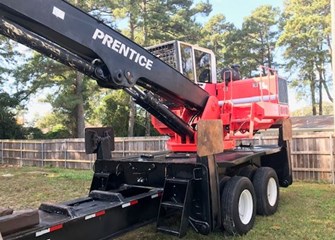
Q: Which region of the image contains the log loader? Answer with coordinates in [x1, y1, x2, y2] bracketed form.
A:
[0, 0, 292, 239]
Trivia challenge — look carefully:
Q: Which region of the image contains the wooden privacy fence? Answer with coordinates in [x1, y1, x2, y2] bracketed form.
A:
[0, 133, 334, 183]
[0, 137, 168, 170]
[249, 132, 335, 184]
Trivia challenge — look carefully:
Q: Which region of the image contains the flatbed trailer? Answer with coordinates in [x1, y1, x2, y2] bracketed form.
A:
[4, 185, 163, 240]
[2, 125, 291, 239]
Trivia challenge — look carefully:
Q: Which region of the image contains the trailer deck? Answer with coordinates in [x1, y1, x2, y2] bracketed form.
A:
[4, 185, 162, 240]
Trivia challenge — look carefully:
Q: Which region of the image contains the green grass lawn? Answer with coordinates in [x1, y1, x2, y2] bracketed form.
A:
[0, 165, 334, 240]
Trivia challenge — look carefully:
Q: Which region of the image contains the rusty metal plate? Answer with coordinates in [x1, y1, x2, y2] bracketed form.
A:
[197, 120, 224, 157]
[283, 118, 292, 140]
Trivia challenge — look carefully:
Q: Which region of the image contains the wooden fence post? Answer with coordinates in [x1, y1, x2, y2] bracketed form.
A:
[161, 137, 168, 151]
[258, 134, 263, 145]
[1, 141, 3, 165]
[331, 133, 335, 185]
[20, 141, 23, 167]
[64, 140, 68, 169]
[122, 139, 125, 157]
[41, 142, 44, 167]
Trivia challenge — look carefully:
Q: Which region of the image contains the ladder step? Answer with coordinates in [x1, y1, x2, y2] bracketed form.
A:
[156, 177, 193, 238]
[157, 226, 180, 236]
[161, 201, 183, 209]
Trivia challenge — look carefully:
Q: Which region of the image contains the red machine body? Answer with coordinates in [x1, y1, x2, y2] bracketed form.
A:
[150, 41, 289, 152]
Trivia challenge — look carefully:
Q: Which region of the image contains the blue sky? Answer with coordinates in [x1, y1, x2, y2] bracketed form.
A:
[208, 0, 283, 27]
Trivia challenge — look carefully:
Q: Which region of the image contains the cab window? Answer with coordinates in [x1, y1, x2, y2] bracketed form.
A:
[180, 44, 195, 81]
[195, 50, 211, 83]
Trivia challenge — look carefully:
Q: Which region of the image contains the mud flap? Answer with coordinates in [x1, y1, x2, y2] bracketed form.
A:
[261, 119, 293, 187]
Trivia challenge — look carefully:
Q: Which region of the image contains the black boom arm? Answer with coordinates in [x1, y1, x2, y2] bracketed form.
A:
[0, 0, 210, 138]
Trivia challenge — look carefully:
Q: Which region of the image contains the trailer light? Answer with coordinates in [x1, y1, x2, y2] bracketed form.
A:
[84, 210, 106, 220]
[122, 200, 139, 208]
[151, 192, 163, 199]
[35, 224, 63, 237]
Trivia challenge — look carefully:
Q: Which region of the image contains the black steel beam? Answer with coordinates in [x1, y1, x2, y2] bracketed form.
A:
[0, 19, 103, 81]
[0, 0, 209, 112]
[125, 87, 195, 138]
[0, 18, 194, 138]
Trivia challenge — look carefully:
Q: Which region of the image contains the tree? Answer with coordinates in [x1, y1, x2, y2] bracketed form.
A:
[10, 0, 119, 138]
[243, 5, 280, 73]
[278, 0, 331, 115]
[35, 113, 72, 138]
[13, 52, 82, 137]
[200, 14, 234, 73]
[291, 102, 333, 116]
[221, 5, 280, 78]
[140, 0, 212, 44]
[0, 37, 26, 139]
[0, 92, 24, 139]
[88, 90, 130, 137]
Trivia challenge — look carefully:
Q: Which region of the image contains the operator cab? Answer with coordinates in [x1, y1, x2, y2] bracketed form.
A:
[147, 41, 217, 85]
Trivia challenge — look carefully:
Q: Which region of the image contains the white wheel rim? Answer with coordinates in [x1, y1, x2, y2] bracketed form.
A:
[267, 177, 278, 206]
[238, 189, 253, 224]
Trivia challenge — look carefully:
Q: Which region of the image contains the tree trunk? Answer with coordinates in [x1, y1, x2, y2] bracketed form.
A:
[321, 68, 333, 103]
[310, 77, 317, 115]
[317, 68, 324, 115]
[142, 0, 148, 46]
[145, 111, 151, 136]
[142, 0, 150, 136]
[72, 1, 84, 133]
[75, 71, 85, 138]
[322, 79, 333, 103]
[127, 11, 136, 137]
[319, 78, 322, 115]
[327, 35, 332, 57]
[266, 44, 273, 69]
[128, 99, 136, 137]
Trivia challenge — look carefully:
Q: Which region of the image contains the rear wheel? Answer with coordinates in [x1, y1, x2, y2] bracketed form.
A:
[221, 176, 256, 235]
[253, 167, 279, 215]
[238, 165, 257, 180]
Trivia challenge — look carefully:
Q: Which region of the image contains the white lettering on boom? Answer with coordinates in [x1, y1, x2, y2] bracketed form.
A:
[92, 29, 153, 70]
[119, 44, 129, 57]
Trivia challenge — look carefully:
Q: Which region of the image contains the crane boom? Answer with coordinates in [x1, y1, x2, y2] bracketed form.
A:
[0, 0, 210, 138]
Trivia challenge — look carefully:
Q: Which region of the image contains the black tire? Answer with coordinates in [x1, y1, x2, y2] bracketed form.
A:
[219, 176, 231, 196]
[221, 176, 256, 235]
[238, 165, 257, 180]
[252, 167, 279, 215]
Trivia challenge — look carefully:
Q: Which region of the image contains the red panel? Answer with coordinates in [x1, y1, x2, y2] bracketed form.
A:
[200, 96, 220, 120]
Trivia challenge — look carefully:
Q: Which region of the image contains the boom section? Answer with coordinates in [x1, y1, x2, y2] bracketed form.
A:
[0, 0, 209, 111]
